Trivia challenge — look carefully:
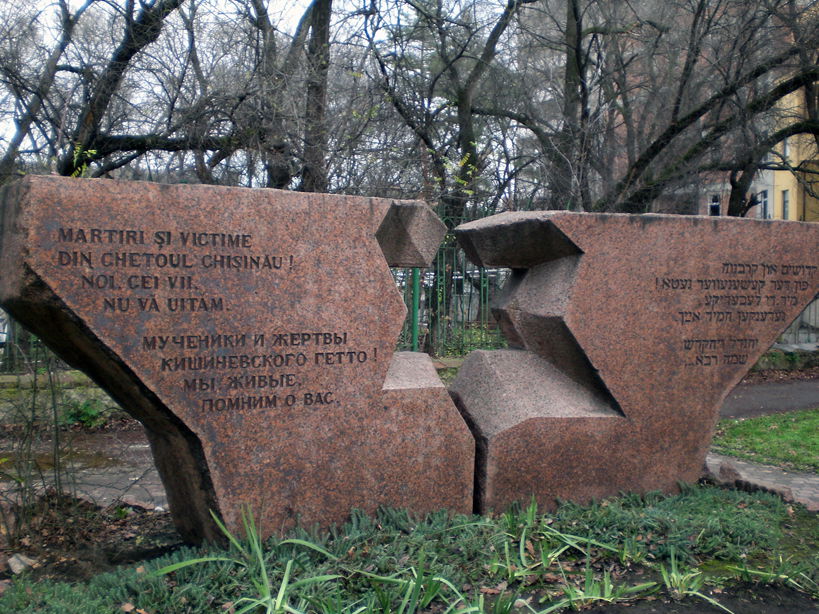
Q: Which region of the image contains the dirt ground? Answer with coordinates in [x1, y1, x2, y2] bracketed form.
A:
[584, 584, 819, 613]
[0, 494, 181, 587]
[741, 365, 819, 384]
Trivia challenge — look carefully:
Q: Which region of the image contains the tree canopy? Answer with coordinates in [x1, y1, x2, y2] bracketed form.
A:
[1, 0, 817, 217]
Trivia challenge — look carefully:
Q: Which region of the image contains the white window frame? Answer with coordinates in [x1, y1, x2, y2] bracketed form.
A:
[759, 190, 769, 218]
[782, 189, 790, 219]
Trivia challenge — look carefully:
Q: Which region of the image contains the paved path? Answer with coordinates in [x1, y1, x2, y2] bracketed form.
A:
[721, 379, 819, 418]
[705, 453, 819, 512]
[710, 376, 819, 511]
[65, 430, 168, 511]
[35, 463, 168, 511]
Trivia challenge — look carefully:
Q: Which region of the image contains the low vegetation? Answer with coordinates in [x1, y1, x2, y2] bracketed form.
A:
[1, 484, 816, 614]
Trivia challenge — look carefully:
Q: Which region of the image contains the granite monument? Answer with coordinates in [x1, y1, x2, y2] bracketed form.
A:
[0, 176, 474, 542]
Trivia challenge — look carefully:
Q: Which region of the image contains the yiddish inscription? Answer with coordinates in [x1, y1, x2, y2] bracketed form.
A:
[655, 261, 816, 368]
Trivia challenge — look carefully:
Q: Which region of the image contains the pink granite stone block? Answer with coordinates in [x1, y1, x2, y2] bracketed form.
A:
[453, 212, 818, 512]
[0, 176, 471, 542]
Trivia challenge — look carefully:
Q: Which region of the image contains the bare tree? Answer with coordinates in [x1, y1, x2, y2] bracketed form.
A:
[1, 0, 815, 216]
[0, 0, 95, 183]
[364, 0, 537, 226]
[300, 0, 333, 192]
[57, 0, 186, 176]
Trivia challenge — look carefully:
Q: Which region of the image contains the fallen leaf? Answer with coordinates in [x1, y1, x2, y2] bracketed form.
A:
[525, 539, 535, 556]
[121, 604, 135, 613]
[135, 566, 146, 574]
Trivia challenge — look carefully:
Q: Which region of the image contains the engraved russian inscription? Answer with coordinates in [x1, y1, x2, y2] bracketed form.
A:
[138, 327, 374, 411]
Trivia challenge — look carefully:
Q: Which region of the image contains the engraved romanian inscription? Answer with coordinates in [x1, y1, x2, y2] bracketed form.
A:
[2, 176, 474, 542]
[53, 226, 295, 314]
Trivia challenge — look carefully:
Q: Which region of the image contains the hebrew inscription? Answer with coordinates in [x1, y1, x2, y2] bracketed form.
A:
[453, 211, 818, 514]
[656, 260, 816, 368]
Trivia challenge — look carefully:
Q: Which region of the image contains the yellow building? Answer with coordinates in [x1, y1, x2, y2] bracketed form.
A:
[759, 90, 819, 222]
[702, 89, 819, 220]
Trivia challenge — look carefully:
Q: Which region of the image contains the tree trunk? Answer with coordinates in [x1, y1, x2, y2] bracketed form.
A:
[549, 0, 583, 210]
[57, 0, 185, 176]
[300, 0, 332, 193]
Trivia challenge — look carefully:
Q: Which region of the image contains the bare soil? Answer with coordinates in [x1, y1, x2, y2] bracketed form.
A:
[741, 365, 819, 384]
[0, 493, 180, 585]
[584, 584, 819, 613]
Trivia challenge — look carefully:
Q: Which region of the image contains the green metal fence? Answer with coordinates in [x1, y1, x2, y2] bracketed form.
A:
[393, 235, 508, 356]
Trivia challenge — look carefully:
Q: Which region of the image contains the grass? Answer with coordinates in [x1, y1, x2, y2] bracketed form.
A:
[1, 483, 816, 613]
[0, 360, 814, 612]
[712, 408, 819, 473]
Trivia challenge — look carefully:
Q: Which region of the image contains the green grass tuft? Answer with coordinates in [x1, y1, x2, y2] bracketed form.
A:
[0, 484, 813, 613]
[713, 408, 819, 472]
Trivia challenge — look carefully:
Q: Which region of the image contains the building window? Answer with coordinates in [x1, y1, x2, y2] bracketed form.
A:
[709, 194, 721, 216]
[782, 137, 790, 161]
[782, 189, 790, 219]
[759, 190, 769, 218]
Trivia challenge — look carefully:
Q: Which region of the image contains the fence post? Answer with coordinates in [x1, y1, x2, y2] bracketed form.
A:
[411, 267, 420, 351]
